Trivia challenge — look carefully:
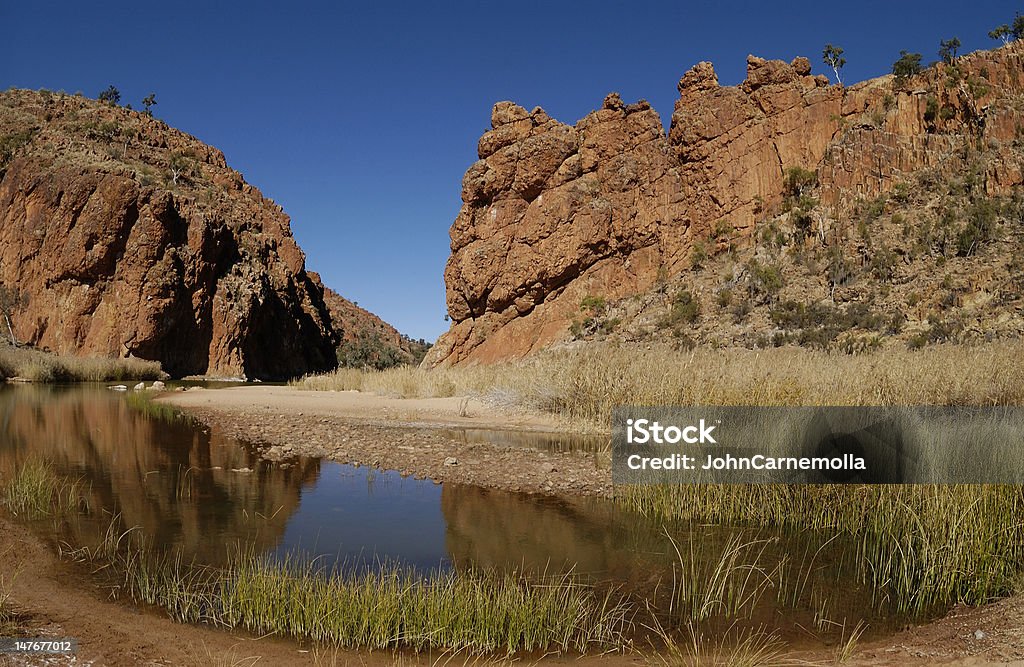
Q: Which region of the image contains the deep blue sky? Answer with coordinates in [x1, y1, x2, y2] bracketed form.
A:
[3, 1, 1016, 340]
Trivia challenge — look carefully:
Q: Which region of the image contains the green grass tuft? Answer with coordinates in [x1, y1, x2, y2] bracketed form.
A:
[65, 531, 632, 655]
[2, 459, 87, 519]
[620, 484, 1024, 617]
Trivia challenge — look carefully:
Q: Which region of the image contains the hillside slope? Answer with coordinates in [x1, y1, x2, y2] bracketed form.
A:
[318, 283, 431, 368]
[0, 89, 408, 379]
[425, 43, 1024, 365]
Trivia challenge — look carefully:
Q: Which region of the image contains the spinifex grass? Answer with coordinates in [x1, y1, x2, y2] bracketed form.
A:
[2, 459, 87, 518]
[621, 484, 1024, 617]
[67, 531, 632, 655]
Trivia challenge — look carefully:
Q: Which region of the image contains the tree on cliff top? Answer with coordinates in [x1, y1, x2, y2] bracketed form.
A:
[892, 51, 923, 86]
[822, 44, 846, 85]
[938, 37, 961, 65]
[1015, 13, 1024, 40]
[989, 24, 1012, 45]
[142, 93, 157, 116]
[98, 85, 121, 106]
[0, 284, 29, 346]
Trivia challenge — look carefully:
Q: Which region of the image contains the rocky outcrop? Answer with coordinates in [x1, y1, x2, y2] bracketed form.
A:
[0, 89, 341, 379]
[427, 44, 1024, 366]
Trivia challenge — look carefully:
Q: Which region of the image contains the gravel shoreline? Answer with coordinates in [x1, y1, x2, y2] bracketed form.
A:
[166, 396, 613, 498]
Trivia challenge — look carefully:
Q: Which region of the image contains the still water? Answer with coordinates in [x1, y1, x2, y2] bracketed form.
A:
[0, 384, 908, 641]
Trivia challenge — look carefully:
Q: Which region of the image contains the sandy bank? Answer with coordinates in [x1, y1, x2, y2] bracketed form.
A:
[160, 386, 613, 497]
[165, 385, 565, 431]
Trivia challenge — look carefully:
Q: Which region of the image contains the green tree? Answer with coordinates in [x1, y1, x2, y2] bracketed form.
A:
[822, 44, 846, 85]
[892, 51, 923, 85]
[989, 24, 1012, 45]
[938, 37, 961, 64]
[98, 85, 121, 105]
[168, 153, 192, 185]
[1015, 13, 1024, 40]
[142, 93, 157, 116]
[0, 283, 29, 346]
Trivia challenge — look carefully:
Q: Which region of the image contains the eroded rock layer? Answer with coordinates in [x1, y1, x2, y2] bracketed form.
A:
[427, 44, 1024, 365]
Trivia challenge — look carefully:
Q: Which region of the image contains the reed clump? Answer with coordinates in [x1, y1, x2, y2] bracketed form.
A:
[2, 459, 86, 518]
[123, 391, 192, 423]
[620, 484, 1024, 617]
[0, 345, 163, 382]
[67, 531, 632, 655]
[293, 342, 1024, 431]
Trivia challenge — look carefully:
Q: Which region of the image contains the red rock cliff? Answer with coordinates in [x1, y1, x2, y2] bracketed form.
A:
[426, 44, 1024, 366]
[0, 89, 339, 379]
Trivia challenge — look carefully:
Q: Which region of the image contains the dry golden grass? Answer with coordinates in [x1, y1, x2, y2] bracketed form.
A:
[294, 342, 1024, 619]
[0, 345, 163, 382]
[294, 341, 1024, 431]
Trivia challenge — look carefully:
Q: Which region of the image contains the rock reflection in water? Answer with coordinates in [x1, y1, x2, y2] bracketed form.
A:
[0, 384, 316, 564]
[442, 484, 670, 580]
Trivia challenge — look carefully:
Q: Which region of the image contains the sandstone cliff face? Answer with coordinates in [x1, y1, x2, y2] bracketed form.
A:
[0, 89, 339, 379]
[427, 44, 1024, 366]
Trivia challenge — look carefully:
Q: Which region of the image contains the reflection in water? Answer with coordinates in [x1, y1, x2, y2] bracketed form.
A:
[0, 385, 897, 641]
[440, 484, 888, 638]
[0, 384, 317, 564]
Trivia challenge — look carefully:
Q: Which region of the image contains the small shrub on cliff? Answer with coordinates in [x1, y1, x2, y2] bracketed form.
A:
[713, 220, 733, 239]
[783, 166, 817, 198]
[826, 246, 854, 299]
[870, 246, 899, 281]
[792, 206, 815, 243]
[746, 260, 784, 299]
[662, 290, 700, 329]
[730, 297, 753, 324]
[690, 241, 708, 269]
[0, 128, 37, 169]
[956, 199, 999, 256]
[579, 295, 607, 316]
[908, 314, 963, 349]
